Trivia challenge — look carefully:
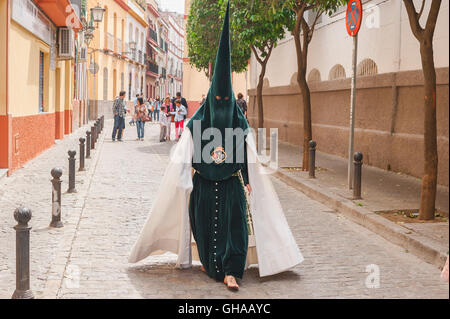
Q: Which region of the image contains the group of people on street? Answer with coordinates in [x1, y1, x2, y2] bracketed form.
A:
[112, 91, 190, 143]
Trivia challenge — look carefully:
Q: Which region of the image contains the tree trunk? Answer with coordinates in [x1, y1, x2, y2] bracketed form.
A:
[418, 36, 438, 220]
[257, 63, 267, 129]
[297, 70, 312, 171]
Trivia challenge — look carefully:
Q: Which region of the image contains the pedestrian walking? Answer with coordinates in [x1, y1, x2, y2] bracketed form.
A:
[154, 96, 161, 122]
[171, 99, 187, 140]
[236, 93, 248, 118]
[130, 94, 139, 126]
[135, 97, 148, 141]
[159, 105, 169, 142]
[163, 97, 173, 141]
[128, 2, 303, 292]
[147, 98, 154, 120]
[112, 91, 127, 142]
[173, 92, 188, 120]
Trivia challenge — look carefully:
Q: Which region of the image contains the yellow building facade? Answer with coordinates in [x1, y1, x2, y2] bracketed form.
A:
[0, 0, 84, 174]
[87, 0, 147, 118]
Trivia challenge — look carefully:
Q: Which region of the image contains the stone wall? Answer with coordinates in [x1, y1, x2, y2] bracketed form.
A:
[248, 68, 449, 186]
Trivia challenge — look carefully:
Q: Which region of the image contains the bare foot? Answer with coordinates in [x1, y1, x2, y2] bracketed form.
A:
[224, 275, 239, 291]
[200, 265, 206, 273]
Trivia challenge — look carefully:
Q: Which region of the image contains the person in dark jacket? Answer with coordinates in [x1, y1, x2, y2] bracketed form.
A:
[172, 92, 188, 120]
[236, 93, 247, 118]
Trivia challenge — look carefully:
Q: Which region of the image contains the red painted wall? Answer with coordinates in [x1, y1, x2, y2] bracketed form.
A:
[0, 114, 12, 169]
[187, 101, 201, 118]
[64, 109, 73, 135]
[55, 111, 64, 140]
[10, 113, 56, 172]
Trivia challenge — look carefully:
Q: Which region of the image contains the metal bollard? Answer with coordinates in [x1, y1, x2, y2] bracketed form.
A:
[86, 131, 91, 159]
[67, 150, 77, 193]
[12, 207, 34, 299]
[91, 125, 96, 149]
[96, 119, 100, 137]
[50, 168, 63, 228]
[353, 152, 363, 199]
[79, 138, 86, 171]
[309, 140, 317, 178]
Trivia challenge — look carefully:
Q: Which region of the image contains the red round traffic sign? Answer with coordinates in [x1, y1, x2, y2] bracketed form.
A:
[346, 0, 363, 36]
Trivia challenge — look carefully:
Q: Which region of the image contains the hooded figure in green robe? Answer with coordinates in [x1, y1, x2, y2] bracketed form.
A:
[186, 1, 251, 287]
[128, 1, 304, 291]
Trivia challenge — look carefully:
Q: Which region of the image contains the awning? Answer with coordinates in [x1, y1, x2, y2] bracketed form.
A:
[34, 0, 82, 31]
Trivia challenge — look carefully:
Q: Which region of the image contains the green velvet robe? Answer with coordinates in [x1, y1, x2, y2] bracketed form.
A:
[187, 1, 251, 282]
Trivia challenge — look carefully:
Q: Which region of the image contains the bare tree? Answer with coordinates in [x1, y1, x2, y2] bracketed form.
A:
[403, 0, 442, 220]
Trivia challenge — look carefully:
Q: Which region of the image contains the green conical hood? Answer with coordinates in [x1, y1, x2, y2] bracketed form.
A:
[187, 1, 249, 182]
[210, 0, 232, 101]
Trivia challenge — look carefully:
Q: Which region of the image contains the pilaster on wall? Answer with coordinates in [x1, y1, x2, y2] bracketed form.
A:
[0, 0, 11, 170]
[64, 60, 73, 135]
[54, 66, 64, 139]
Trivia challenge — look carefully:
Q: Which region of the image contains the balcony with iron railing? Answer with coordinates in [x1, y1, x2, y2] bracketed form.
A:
[106, 32, 114, 51]
[138, 50, 142, 64]
[117, 38, 122, 54]
[148, 28, 158, 44]
[147, 61, 159, 75]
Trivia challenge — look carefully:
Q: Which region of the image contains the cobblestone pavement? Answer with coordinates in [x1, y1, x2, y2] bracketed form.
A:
[0, 122, 104, 298]
[1, 120, 448, 299]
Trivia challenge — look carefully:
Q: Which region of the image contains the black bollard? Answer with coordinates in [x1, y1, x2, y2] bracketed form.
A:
[86, 131, 91, 159]
[96, 120, 100, 138]
[67, 150, 77, 193]
[309, 140, 316, 178]
[79, 138, 86, 171]
[91, 125, 96, 149]
[12, 207, 34, 299]
[353, 152, 363, 199]
[50, 168, 63, 228]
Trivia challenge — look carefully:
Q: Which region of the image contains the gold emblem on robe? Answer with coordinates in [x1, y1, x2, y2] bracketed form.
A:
[211, 146, 227, 164]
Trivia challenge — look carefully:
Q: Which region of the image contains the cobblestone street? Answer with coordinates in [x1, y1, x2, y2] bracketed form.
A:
[0, 120, 448, 299]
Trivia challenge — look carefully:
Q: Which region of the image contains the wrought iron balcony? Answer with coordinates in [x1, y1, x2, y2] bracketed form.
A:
[106, 32, 114, 51]
[147, 61, 159, 75]
[148, 28, 158, 44]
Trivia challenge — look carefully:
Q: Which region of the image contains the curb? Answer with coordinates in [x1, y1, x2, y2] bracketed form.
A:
[273, 168, 448, 270]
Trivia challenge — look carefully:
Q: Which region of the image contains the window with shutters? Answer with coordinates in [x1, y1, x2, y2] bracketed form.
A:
[103, 67, 108, 101]
[39, 51, 44, 113]
[121, 72, 124, 91]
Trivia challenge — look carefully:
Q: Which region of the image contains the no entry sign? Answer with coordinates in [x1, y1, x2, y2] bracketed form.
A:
[346, 0, 363, 36]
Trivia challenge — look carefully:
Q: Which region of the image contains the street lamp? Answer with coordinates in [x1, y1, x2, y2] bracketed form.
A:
[91, 4, 105, 24]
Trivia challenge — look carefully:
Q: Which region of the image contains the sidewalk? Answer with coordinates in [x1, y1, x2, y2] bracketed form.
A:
[0, 120, 105, 298]
[272, 142, 449, 269]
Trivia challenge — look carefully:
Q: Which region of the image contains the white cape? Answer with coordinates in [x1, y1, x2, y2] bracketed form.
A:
[128, 128, 304, 277]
